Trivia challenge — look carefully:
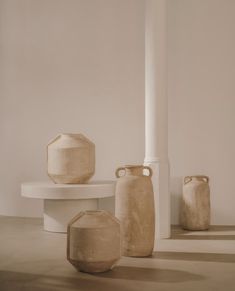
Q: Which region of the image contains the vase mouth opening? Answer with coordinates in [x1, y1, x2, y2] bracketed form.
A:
[125, 165, 143, 169]
[84, 210, 104, 215]
[61, 133, 82, 137]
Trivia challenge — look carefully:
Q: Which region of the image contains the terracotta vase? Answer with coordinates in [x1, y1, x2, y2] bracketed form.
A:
[47, 133, 95, 184]
[115, 165, 155, 257]
[181, 175, 210, 230]
[67, 210, 121, 273]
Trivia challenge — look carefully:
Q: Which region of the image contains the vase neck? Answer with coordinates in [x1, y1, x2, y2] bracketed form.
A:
[125, 165, 144, 176]
[61, 133, 79, 139]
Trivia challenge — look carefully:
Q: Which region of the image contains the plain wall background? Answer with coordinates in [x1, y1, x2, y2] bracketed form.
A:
[1, 0, 235, 225]
[0, 0, 145, 216]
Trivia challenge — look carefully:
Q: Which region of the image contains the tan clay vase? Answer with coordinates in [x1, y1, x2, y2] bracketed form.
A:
[115, 165, 155, 257]
[67, 210, 121, 273]
[47, 133, 95, 184]
[181, 175, 210, 230]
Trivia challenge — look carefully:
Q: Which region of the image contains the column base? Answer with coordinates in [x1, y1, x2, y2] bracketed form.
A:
[144, 159, 170, 248]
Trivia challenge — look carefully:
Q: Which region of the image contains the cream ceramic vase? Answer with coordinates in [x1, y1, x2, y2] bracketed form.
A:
[67, 210, 121, 273]
[47, 133, 95, 184]
[181, 175, 210, 230]
[115, 165, 155, 257]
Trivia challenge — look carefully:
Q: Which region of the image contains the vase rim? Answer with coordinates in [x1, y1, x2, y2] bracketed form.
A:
[191, 175, 208, 178]
[61, 133, 83, 137]
[84, 210, 105, 215]
[125, 165, 143, 169]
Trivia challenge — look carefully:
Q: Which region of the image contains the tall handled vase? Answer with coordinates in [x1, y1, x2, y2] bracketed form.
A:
[181, 175, 210, 230]
[115, 165, 155, 257]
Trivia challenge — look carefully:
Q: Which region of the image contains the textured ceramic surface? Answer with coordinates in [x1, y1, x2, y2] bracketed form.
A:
[181, 175, 210, 231]
[67, 210, 121, 273]
[115, 165, 155, 257]
[47, 133, 95, 184]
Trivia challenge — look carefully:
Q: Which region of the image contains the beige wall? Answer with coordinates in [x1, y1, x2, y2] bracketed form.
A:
[1, 0, 235, 225]
[168, 0, 235, 225]
[0, 0, 145, 216]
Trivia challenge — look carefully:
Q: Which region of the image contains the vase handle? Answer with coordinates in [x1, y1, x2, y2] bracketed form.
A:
[115, 167, 126, 178]
[184, 176, 192, 184]
[197, 175, 209, 183]
[143, 166, 153, 177]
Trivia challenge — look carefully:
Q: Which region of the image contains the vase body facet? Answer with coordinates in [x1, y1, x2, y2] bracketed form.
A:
[115, 165, 155, 257]
[47, 133, 95, 184]
[181, 175, 210, 230]
[67, 210, 121, 273]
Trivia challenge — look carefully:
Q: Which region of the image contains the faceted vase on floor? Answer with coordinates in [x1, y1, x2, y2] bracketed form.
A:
[115, 165, 155, 257]
[67, 210, 121, 273]
[181, 175, 210, 230]
[47, 133, 95, 184]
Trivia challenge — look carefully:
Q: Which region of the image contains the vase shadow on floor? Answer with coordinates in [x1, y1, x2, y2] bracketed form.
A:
[95, 266, 204, 283]
[0, 270, 158, 291]
[0, 268, 204, 291]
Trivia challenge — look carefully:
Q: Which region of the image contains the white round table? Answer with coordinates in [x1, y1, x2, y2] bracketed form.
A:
[21, 181, 115, 233]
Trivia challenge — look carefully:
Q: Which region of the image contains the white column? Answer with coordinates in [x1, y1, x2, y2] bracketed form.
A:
[145, 0, 170, 246]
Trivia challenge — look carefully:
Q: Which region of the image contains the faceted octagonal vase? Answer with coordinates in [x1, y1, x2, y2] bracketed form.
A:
[47, 133, 95, 184]
[115, 165, 155, 257]
[67, 210, 121, 273]
[181, 175, 210, 230]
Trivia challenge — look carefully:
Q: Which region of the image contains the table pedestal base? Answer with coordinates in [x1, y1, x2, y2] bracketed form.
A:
[43, 199, 98, 233]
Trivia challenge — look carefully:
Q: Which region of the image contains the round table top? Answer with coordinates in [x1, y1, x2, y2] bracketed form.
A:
[21, 181, 116, 200]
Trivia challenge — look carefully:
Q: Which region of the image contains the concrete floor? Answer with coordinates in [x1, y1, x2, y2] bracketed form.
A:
[0, 216, 235, 291]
